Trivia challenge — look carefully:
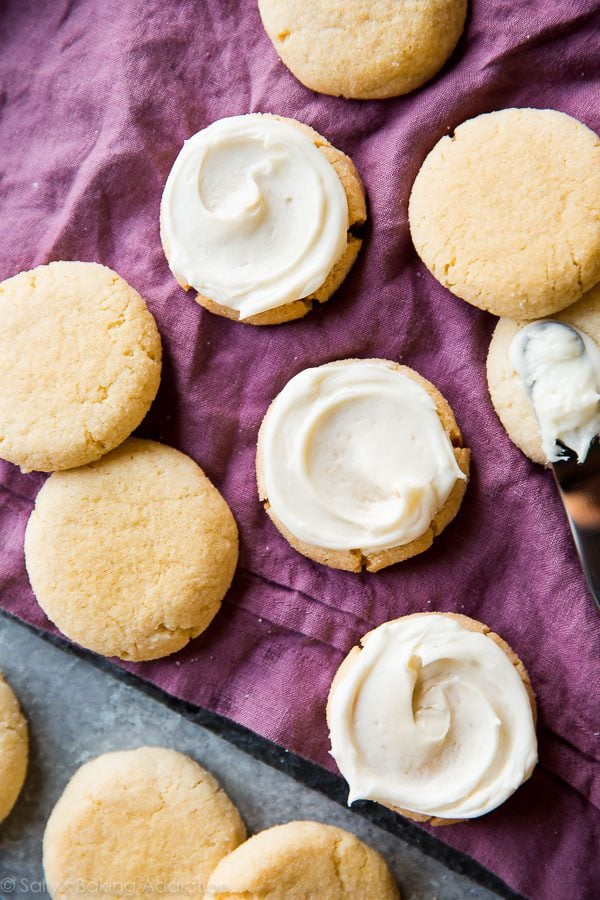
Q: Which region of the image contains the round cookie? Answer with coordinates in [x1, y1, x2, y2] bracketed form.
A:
[327, 613, 537, 826]
[487, 283, 600, 465]
[409, 109, 600, 318]
[256, 359, 470, 572]
[24, 438, 238, 661]
[258, 0, 467, 100]
[0, 672, 28, 825]
[43, 747, 246, 898]
[206, 820, 400, 899]
[0, 261, 161, 472]
[160, 114, 366, 326]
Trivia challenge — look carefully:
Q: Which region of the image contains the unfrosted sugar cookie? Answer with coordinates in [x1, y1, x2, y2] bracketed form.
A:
[161, 114, 366, 325]
[25, 438, 238, 661]
[206, 820, 399, 899]
[409, 109, 600, 318]
[257, 359, 470, 572]
[0, 261, 161, 472]
[43, 748, 246, 898]
[258, 0, 467, 100]
[327, 613, 537, 825]
[0, 672, 28, 825]
[486, 284, 600, 465]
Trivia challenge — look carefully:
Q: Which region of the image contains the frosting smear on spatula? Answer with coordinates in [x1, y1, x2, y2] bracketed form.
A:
[510, 321, 600, 462]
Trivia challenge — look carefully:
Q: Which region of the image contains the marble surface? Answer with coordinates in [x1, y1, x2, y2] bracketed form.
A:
[0, 617, 501, 899]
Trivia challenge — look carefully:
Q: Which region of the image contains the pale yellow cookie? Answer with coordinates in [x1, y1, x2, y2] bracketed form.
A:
[0, 672, 28, 825]
[0, 261, 161, 472]
[206, 820, 400, 899]
[160, 114, 366, 326]
[327, 613, 537, 826]
[409, 109, 600, 318]
[24, 438, 238, 661]
[43, 747, 246, 898]
[486, 283, 600, 465]
[257, 360, 470, 572]
[258, 0, 467, 99]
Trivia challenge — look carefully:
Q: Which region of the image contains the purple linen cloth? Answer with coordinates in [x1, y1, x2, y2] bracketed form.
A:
[1, 1, 599, 897]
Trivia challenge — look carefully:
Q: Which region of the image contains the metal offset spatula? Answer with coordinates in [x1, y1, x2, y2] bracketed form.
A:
[512, 320, 600, 612]
[552, 438, 600, 611]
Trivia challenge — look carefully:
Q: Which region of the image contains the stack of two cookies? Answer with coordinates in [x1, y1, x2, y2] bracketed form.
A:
[0, 261, 238, 663]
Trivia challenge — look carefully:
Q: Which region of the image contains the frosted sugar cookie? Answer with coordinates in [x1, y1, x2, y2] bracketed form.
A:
[43, 748, 246, 898]
[0, 672, 28, 824]
[206, 820, 399, 899]
[25, 438, 238, 661]
[327, 613, 537, 824]
[160, 114, 366, 325]
[487, 284, 600, 465]
[258, 0, 467, 100]
[409, 109, 600, 318]
[0, 261, 161, 472]
[256, 359, 470, 572]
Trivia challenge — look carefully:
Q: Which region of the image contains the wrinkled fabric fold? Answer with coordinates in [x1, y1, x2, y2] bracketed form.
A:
[0, 2, 599, 898]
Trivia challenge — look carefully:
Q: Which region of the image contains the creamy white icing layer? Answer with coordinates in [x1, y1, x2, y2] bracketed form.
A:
[328, 614, 537, 820]
[161, 114, 349, 319]
[510, 321, 600, 462]
[259, 360, 465, 552]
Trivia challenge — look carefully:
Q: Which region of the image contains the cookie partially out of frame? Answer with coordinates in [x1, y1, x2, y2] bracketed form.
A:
[25, 438, 238, 662]
[0, 261, 161, 472]
[258, 0, 467, 100]
[486, 283, 600, 465]
[409, 108, 600, 319]
[0, 672, 28, 825]
[206, 820, 400, 899]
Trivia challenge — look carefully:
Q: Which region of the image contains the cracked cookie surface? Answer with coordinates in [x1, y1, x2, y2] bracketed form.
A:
[0, 260, 161, 472]
[43, 747, 246, 898]
[24, 438, 238, 661]
[0, 672, 28, 825]
[258, 0, 467, 100]
[409, 108, 600, 319]
[206, 820, 399, 898]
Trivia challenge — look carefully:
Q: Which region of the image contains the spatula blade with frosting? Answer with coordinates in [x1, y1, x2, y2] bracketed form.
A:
[511, 320, 600, 610]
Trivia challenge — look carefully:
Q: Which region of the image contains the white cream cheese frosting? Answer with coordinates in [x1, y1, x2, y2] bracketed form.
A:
[161, 114, 349, 319]
[510, 321, 600, 462]
[259, 360, 465, 552]
[328, 614, 538, 820]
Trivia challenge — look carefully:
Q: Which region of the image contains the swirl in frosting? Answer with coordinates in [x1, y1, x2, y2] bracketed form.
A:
[328, 614, 538, 820]
[259, 360, 466, 551]
[161, 114, 349, 319]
